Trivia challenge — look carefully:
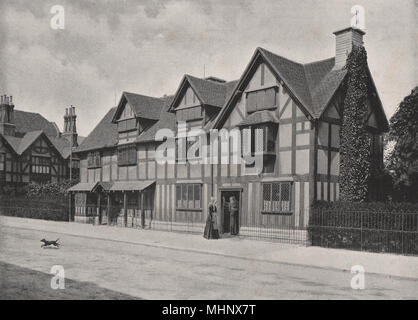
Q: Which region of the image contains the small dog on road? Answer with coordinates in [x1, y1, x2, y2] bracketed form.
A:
[40, 238, 60, 248]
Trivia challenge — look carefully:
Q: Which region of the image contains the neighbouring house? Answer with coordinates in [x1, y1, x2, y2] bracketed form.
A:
[71, 27, 388, 242]
[0, 98, 83, 193]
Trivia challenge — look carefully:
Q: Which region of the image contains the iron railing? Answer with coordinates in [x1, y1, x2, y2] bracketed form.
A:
[309, 209, 418, 255]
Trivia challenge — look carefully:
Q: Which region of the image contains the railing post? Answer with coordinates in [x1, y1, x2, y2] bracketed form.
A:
[360, 211, 363, 252]
[401, 214, 404, 254]
[321, 209, 324, 247]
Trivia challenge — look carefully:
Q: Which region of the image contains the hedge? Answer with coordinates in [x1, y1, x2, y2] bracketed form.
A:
[0, 196, 69, 221]
[308, 201, 418, 255]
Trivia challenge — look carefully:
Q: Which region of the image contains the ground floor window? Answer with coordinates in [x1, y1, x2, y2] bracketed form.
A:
[262, 182, 292, 213]
[176, 183, 202, 210]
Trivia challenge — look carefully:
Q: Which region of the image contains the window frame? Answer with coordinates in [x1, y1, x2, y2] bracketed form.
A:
[0, 153, 5, 172]
[261, 182, 293, 214]
[117, 144, 137, 167]
[31, 156, 51, 175]
[245, 86, 278, 113]
[87, 151, 101, 168]
[176, 183, 202, 211]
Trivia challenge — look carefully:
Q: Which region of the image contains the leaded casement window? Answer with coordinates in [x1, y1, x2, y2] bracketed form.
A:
[176, 183, 202, 210]
[87, 151, 101, 168]
[118, 145, 137, 166]
[246, 87, 277, 113]
[262, 182, 292, 214]
[31, 156, 51, 174]
[0, 153, 5, 171]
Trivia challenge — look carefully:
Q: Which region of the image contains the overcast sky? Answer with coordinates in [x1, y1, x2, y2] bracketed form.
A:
[0, 0, 416, 137]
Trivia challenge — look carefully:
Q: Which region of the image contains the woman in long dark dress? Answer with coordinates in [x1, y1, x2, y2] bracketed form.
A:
[204, 198, 219, 239]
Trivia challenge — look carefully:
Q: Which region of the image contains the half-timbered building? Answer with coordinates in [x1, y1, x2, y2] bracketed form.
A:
[0, 97, 82, 193]
[71, 27, 388, 242]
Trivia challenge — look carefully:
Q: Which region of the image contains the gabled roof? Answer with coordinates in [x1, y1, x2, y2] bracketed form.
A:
[15, 130, 44, 154]
[75, 107, 118, 153]
[112, 92, 166, 122]
[136, 96, 176, 143]
[169, 74, 239, 111]
[1, 130, 65, 158]
[14, 110, 60, 137]
[75, 95, 177, 153]
[237, 110, 279, 127]
[213, 47, 378, 129]
[49, 136, 73, 159]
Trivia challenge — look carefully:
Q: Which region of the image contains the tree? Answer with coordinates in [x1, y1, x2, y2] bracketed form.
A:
[387, 87, 418, 201]
[339, 46, 371, 202]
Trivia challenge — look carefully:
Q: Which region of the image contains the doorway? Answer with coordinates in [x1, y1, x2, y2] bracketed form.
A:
[220, 190, 240, 235]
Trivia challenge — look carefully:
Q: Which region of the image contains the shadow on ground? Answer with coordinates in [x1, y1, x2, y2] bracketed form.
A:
[0, 261, 141, 300]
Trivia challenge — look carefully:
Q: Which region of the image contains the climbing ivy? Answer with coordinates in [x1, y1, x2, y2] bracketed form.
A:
[339, 46, 371, 202]
[387, 87, 418, 201]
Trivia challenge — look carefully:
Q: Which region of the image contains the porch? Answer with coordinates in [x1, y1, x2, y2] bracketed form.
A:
[69, 180, 155, 228]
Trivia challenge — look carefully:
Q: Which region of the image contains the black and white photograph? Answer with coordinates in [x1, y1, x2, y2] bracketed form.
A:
[0, 0, 417, 307]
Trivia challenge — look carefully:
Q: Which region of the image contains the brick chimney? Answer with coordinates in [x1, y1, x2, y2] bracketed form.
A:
[333, 27, 365, 69]
[0, 95, 16, 136]
[62, 105, 78, 147]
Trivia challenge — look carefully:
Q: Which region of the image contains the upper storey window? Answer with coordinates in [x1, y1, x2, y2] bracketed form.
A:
[245, 63, 279, 113]
[0, 153, 5, 171]
[87, 151, 101, 168]
[117, 103, 138, 143]
[118, 118, 137, 132]
[246, 87, 277, 113]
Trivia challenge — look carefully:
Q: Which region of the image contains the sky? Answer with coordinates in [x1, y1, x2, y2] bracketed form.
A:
[0, 0, 416, 137]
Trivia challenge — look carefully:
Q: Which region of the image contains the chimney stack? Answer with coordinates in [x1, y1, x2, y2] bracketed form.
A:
[0, 94, 16, 136]
[62, 105, 78, 147]
[333, 27, 365, 69]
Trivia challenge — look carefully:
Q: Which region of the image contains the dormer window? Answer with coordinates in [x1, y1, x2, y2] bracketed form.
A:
[246, 87, 277, 113]
[118, 118, 136, 132]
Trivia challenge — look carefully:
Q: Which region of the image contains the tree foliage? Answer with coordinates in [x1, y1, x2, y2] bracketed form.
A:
[339, 46, 371, 202]
[387, 87, 418, 201]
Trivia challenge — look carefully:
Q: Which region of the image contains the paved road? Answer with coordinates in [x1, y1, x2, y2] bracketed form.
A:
[0, 225, 417, 299]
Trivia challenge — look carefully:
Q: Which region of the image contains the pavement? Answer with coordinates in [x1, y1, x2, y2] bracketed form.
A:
[1, 216, 417, 280]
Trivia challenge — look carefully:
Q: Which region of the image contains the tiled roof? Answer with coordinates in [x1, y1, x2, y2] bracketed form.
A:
[75, 96, 176, 153]
[75, 107, 118, 153]
[136, 96, 176, 143]
[2, 135, 21, 153]
[213, 47, 349, 129]
[109, 180, 155, 191]
[186, 75, 234, 108]
[68, 182, 98, 192]
[16, 130, 43, 154]
[258, 47, 346, 118]
[123, 92, 166, 120]
[14, 110, 60, 137]
[49, 136, 73, 159]
[237, 110, 279, 127]
[1, 130, 69, 158]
